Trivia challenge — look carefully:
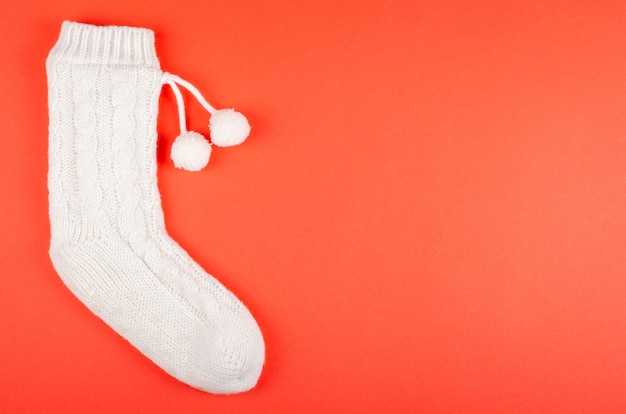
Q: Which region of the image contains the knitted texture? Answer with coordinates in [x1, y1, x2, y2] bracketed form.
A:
[46, 21, 264, 394]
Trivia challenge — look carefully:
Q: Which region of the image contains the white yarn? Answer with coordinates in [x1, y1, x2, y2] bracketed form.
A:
[210, 109, 250, 147]
[171, 132, 212, 171]
[46, 21, 264, 394]
[161, 73, 250, 168]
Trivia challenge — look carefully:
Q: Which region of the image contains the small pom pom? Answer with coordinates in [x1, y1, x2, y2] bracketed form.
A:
[170, 131, 212, 171]
[209, 109, 251, 147]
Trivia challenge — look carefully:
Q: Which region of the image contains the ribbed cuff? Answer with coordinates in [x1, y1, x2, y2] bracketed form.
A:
[48, 21, 160, 68]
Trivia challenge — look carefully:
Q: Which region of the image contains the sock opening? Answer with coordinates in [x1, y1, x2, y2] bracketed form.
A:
[48, 21, 160, 68]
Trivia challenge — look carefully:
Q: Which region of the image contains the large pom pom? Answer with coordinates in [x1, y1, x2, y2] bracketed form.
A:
[209, 109, 251, 147]
[170, 131, 212, 171]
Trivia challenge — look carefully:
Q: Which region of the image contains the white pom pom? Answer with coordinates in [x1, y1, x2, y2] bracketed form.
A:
[209, 108, 251, 147]
[170, 131, 212, 171]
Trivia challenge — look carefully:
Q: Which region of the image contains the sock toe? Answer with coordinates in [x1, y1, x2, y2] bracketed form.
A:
[201, 310, 265, 394]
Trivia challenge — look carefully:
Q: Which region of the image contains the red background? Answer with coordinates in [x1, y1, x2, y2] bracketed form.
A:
[2, 1, 626, 412]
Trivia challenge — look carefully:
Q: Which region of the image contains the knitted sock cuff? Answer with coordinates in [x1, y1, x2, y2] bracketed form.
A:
[48, 21, 160, 68]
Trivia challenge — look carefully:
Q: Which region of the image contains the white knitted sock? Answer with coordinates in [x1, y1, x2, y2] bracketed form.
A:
[46, 21, 264, 394]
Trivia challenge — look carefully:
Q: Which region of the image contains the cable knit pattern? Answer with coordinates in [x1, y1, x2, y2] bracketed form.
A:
[72, 65, 106, 240]
[110, 68, 146, 253]
[46, 21, 264, 394]
[47, 60, 67, 242]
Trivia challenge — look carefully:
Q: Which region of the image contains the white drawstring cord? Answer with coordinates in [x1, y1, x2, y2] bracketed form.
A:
[162, 72, 217, 136]
[164, 77, 188, 135]
[165, 73, 217, 115]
